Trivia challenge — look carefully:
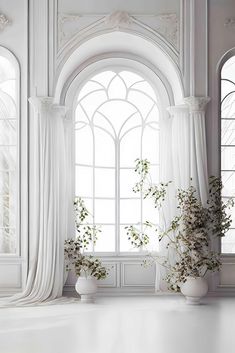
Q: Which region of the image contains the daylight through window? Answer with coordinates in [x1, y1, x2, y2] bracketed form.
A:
[75, 69, 160, 253]
[221, 56, 235, 253]
[0, 54, 18, 254]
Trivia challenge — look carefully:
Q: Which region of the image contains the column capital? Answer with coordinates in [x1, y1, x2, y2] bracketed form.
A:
[184, 96, 210, 112]
[29, 96, 68, 117]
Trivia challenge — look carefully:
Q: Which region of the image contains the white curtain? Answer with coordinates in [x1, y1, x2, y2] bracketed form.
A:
[155, 96, 210, 291]
[7, 97, 68, 305]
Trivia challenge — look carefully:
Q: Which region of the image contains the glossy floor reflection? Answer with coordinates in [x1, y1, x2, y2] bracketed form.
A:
[0, 296, 234, 353]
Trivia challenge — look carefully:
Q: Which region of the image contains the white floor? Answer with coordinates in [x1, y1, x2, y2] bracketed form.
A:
[0, 296, 235, 353]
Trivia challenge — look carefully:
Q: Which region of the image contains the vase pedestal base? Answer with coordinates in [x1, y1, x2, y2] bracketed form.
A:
[185, 296, 201, 305]
[80, 294, 95, 303]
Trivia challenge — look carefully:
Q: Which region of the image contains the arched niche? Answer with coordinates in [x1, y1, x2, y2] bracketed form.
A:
[54, 31, 184, 105]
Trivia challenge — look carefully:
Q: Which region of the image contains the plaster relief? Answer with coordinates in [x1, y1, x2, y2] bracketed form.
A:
[134, 13, 179, 49]
[58, 13, 102, 48]
[57, 11, 179, 51]
[104, 11, 133, 28]
[0, 12, 11, 32]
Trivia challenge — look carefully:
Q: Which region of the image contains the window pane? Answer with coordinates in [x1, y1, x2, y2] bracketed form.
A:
[143, 197, 159, 224]
[142, 126, 159, 164]
[75, 125, 93, 165]
[222, 171, 235, 197]
[0, 228, 16, 253]
[0, 171, 16, 195]
[99, 100, 136, 134]
[75, 166, 93, 197]
[120, 168, 139, 198]
[120, 225, 138, 252]
[221, 146, 235, 170]
[80, 91, 107, 118]
[149, 165, 160, 185]
[94, 127, 114, 167]
[146, 226, 159, 252]
[92, 71, 116, 88]
[0, 147, 17, 170]
[95, 168, 115, 197]
[120, 128, 141, 167]
[0, 120, 16, 145]
[0, 196, 16, 227]
[131, 81, 157, 101]
[223, 198, 235, 228]
[119, 71, 142, 87]
[221, 120, 235, 146]
[108, 74, 127, 99]
[94, 225, 115, 252]
[221, 229, 235, 254]
[221, 92, 235, 120]
[120, 199, 141, 224]
[128, 90, 153, 117]
[95, 199, 115, 223]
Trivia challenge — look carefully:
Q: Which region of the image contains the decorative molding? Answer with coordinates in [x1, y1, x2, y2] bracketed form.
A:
[0, 12, 11, 32]
[57, 11, 179, 51]
[58, 14, 81, 47]
[57, 13, 103, 48]
[134, 13, 179, 49]
[224, 17, 235, 28]
[105, 11, 133, 28]
[184, 96, 210, 112]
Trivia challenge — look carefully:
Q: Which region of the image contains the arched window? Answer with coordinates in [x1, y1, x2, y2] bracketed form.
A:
[0, 48, 19, 254]
[75, 68, 160, 253]
[221, 55, 235, 253]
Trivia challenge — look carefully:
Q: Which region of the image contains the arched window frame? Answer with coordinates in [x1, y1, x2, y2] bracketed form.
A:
[219, 48, 235, 255]
[65, 57, 172, 256]
[0, 46, 20, 257]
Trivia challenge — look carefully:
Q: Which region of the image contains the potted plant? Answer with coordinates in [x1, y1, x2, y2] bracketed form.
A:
[126, 159, 234, 304]
[64, 197, 108, 302]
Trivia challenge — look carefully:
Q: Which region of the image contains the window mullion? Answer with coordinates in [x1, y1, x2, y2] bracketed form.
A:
[116, 139, 120, 254]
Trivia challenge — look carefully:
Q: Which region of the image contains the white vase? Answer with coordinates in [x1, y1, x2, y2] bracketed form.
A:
[75, 276, 97, 303]
[180, 276, 208, 305]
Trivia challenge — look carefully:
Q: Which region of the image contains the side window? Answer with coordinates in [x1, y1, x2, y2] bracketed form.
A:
[0, 49, 19, 254]
[221, 55, 235, 253]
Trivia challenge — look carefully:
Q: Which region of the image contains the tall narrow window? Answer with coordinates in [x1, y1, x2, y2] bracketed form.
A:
[75, 69, 160, 253]
[221, 56, 235, 253]
[0, 52, 18, 254]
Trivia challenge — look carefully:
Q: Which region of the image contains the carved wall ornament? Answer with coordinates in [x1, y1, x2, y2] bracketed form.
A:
[104, 11, 133, 28]
[0, 12, 11, 32]
[58, 14, 81, 47]
[57, 11, 179, 52]
[224, 17, 235, 27]
[57, 13, 103, 48]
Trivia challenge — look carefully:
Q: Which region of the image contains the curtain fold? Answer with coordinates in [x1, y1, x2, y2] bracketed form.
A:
[7, 97, 68, 305]
[155, 96, 210, 291]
